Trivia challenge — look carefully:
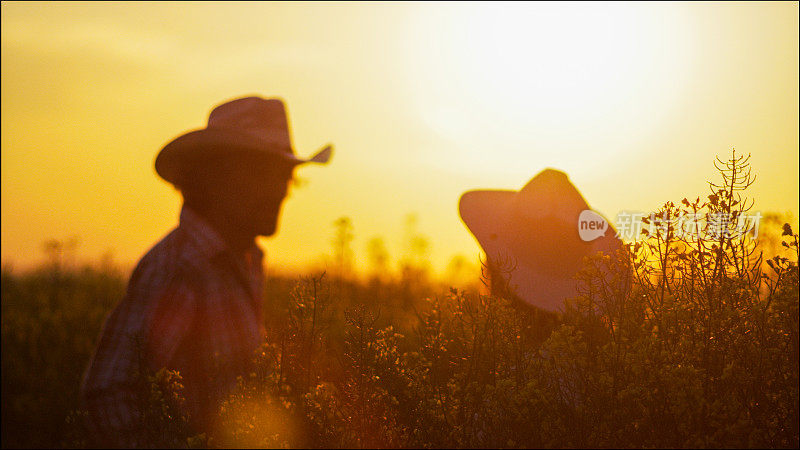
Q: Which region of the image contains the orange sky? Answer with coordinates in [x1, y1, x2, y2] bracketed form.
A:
[2, 2, 798, 277]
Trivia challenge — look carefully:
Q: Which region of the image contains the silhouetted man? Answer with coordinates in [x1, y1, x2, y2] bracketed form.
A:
[80, 96, 332, 447]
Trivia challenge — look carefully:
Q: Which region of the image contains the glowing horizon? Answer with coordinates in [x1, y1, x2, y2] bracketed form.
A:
[2, 1, 798, 277]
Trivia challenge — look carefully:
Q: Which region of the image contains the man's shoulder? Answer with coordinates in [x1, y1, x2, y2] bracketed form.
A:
[127, 227, 210, 300]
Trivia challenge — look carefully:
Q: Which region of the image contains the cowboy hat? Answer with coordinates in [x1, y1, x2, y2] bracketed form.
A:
[155, 96, 332, 184]
[459, 169, 624, 312]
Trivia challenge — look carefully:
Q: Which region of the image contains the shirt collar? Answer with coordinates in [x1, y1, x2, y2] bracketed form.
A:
[178, 205, 264, 264]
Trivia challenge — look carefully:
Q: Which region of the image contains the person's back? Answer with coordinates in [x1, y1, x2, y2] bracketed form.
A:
[81, 208, 267, 444]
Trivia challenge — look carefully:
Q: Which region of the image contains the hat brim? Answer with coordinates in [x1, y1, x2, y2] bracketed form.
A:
[155, 128, 331, 184]
[459, 189, 516, 254]
[459, 189, 624, 312]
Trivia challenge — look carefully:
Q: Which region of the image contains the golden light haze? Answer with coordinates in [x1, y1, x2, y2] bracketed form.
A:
[2, 2, 798, 276]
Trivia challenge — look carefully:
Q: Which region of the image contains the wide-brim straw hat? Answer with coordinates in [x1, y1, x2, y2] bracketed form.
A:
[155, 96, 332, 184]
[459, 169, 623, 312]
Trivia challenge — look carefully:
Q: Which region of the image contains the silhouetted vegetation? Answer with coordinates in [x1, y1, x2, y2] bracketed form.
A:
[2, 152, 798, 448]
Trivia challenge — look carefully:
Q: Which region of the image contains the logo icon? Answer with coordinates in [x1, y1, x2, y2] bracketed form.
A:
[578, 209, 609, 241]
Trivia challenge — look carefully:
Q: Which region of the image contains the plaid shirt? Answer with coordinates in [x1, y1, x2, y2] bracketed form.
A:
[80, 206, 266, 447]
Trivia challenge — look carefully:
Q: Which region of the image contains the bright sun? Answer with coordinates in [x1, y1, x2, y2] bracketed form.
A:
[404, 3, 693, 181]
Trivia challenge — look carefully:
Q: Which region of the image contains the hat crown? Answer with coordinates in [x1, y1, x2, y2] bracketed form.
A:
[514, 169, 588, 222]
[207, 96, 293, 151]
